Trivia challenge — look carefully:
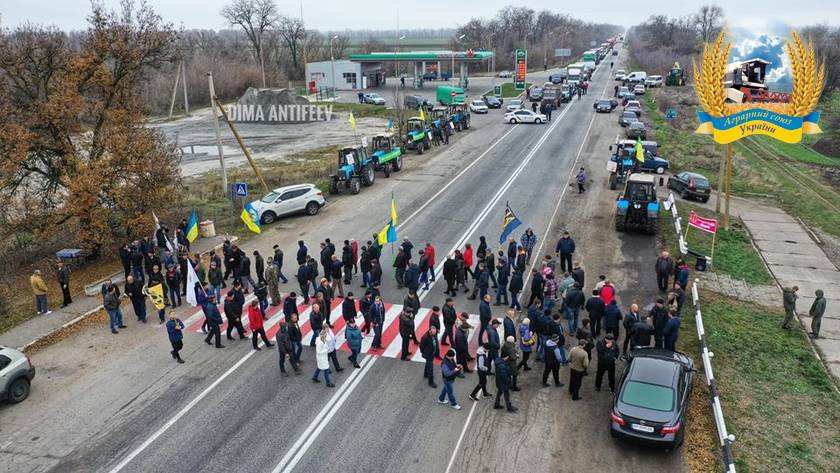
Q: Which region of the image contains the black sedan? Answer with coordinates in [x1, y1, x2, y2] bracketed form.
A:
[668, 171, 712, 203]
[482, 95, 503, 108]
[625, 121, 647, 139]
[618, 111, 638, 127]
[594, 99, 618, 113]
[610, 348, 694, 450]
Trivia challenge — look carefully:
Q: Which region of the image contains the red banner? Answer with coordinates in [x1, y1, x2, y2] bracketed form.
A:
[689, 211, 718, 234]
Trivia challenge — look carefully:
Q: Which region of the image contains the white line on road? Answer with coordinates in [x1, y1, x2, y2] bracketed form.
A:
[444, 401, 478, 473]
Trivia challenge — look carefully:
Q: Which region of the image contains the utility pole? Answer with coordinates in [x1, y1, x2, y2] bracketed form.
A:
[724, 143, 733, 229]
[168, 61, 181, 120]
[181, 60, 189, 114]
[207, 72, 228, 196]
[715, 148, 725, 214]
[214, 99, 270, 194]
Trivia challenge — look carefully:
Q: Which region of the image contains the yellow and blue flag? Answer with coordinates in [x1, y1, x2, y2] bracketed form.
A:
[634, 137, 645, 163]
[386, 118, 394, 133]
[185, 210, 199, 243]
[349, 111, 356, 130]
[377, 196, 398, 245]
[499, 203, 522, 244]
[240, 202, 261, 234]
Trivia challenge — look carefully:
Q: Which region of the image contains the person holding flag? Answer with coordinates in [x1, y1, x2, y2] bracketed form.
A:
[499, 203, 523, 245]
[241, 202, 261, 234]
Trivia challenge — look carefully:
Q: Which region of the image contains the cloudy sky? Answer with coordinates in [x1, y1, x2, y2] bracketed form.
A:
[0, 0, 835, 32]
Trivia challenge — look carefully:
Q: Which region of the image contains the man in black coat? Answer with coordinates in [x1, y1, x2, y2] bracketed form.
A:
[296, 240, 308, 265]
[342, 241, 354, 284]
[442, 298, 457, 346]
[342, 292, 357, 323]
[631, 314, 654, 349]
[296, 262, 311, 302]
[650, 298, 669, 348]
[124, 275, 147, 323]
[603, 300, 622, 340]
[443, 256, 458, 296]
[224, 285, 247, 340]
[420, 326, 441, 388]
[486, 319, 502, 372]
[585, 289, 606, 336]
[204, 295, 225, 348]
[493, 353, 517, 412]
[320, 242, 332, 281]
[595, 333, 619, 392]
[622, 303, 641, 356]
[393, 249, 408, 289]
[528, 269, 544, 306]
[399, 309, 416, 360]
[454, 320, 473, 373]
[254, 250, 265, 285]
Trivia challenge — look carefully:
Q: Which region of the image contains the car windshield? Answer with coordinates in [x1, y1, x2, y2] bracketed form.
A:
[369, 94, 381, 99]
[623, 112, 636, 119]
[260, 191, 280, 203]
[598, 100, 611, 106]
[472, 101, 484, 106]
[631, 122, 644, 129]
[692, 177, 710, 187]
[621, 380, 675, 412]
[510, 100, 522, 106]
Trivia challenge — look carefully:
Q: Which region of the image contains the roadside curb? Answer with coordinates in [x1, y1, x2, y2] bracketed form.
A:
[18, 236, 238, 354]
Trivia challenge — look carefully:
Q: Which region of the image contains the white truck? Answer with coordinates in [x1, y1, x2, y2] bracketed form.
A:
[567, 62, 585, 85]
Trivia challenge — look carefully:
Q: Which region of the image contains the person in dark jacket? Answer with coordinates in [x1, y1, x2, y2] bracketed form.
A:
[203, 295, 224, 348]
[165, 311, 185, 363]
[282, 292, 298, 321]
[342, 292, 357, 323]
[296, 262, 311, 302]
[393, 249, 408, 289]
[595, 333, 619, 392]
[401, 238, 414, 261]
[672, 282, 686, 316]
[542, 334, 564, 387]
[501, 335, 520, 391]
[224, 288, 247, 340]
[528, 269, 544, 306]
[359, 290, 373, 334]
[469, 344, 493, 400]
[603, 300, 622, 340]
[369, 296, 386, 349]
[454, 319, 473, 373]
[329, 255, 344, 298]
[809, 289, 827, 339]
[420, 326, 441, 387]
[309, 303, 325, 347]
[441, 298, 457, 346]
[655, 251, 674, 292]
[478, 294, 492, 344]
[437, 349, 462, 409]
[782, 285, 799, 329]
[622, 303, 641, 355]
[493, 353, 517, 412]
[571, 261, 585, 290]
[272, 244, 288, 284]
[486, 319, 502, 371]
[399, 309, 416, 360]
[254, 250, 265, 285]
[585, 289, 605, 336]
[341, 241, 354, 284]
[296, 240, 308, 265]
[495, 250, 510, 305]
[275, 321, 300, 375]
[360, 247, 373, 289]
[650, 298, 669, 348]
[345, 318, 363, 368]
[663, 311, 681, 351]
[124, 275, 146, 323]
[405, 262, 421, 292]
[287, 313, 303, 363]
[469, 263, 491, 300]
[506, 237, 518, 270]
[503, 309, 516, 341]
[554, 231, 576, 274]
[631, 314, 654, 349]
[508, 268, 523, 311]
[564, 282, 586, 333]
[319, 243, 332, 282]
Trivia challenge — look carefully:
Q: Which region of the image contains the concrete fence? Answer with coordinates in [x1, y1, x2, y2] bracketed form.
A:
[691, 279, 736, 473]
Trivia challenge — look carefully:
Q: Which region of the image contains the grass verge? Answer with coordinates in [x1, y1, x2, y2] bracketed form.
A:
[678, 291, 840, 473]
[484, 82, 531, 98]
[660, 200, 773, 285]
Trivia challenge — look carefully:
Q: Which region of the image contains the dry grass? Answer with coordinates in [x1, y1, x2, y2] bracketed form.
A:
[22, 309, 109, 355]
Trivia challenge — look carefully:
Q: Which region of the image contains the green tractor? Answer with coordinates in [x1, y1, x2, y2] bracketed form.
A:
[615, 174, 659, 234]
[329, 146, 375, 195]
[404, 117, 431, 155]
[666, 62, 686, 86]
[369, 134, 404, 177]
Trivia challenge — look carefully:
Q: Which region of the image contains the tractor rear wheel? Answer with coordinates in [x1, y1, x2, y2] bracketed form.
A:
[417, 142, 424, 155]
[392, 155, 403, 172]
[350, 177, 361, 194]
[328, 177, 339, 195]
[464, 117, 470, 129]
[615, 214, 625, 232]
[383, 163, 391, 177]
[362, 166, 375, 186]
[646, 218, 658, 235]
[423, 138, 431, 150]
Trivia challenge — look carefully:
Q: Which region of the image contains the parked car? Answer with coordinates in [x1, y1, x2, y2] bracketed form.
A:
[506, 99, 523, 112]
[668, 171, 712, 202]
[404, 95, 433, 112]
[633, 84, 646, 95]
[529, 87, 544, 101]
[618, 111, 639, 127]
[624, 100, 642, 117]
[610, 348, 694, 450]
[0, 345, 35, 404]
[422, 72, 438, 81]
[620, 91, 637, 105]
[625, 121, 647, 139]
[482, 95, 503, 108]
[504, 109, 547, 124]
[549, 73, 566, 84]
[469, 99, 489, 114]
[645, 75, 663, 87]
[250, 184, 326, 224]
[615, 69, 627, 80]
[498, 70, 512, 78]
[618, 86, 631, 96]
[594, 99, 618, 113]
[624, 71, 648, 84]
[363, 93, 386, 105]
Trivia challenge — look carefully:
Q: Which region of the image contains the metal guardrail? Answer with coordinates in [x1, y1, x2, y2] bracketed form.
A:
[691, 279, 736, 473]
[666, 191, 713, 265]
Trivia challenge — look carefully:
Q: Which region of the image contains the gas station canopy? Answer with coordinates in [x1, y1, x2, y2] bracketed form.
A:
[349, 50, 494, 62]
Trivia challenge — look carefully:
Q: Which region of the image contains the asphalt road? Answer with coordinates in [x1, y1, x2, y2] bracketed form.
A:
[0, 44, 687, 473]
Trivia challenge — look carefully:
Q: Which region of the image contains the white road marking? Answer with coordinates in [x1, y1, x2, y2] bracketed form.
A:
[444, 401, 479, 473]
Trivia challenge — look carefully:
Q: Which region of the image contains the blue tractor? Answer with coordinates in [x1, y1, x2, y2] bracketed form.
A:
[448, 102, 471, 131]
[615, 173, 659, 234]
[329, 146, 375, 195]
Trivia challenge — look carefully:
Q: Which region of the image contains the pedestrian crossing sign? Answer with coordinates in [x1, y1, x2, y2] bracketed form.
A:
[234, 182, 248, 197]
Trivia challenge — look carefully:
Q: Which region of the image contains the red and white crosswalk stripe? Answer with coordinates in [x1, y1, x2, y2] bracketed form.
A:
[382, 308, 430, 359]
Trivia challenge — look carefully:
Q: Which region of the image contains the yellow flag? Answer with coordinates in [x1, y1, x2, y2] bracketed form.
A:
[419, 108, 426, 122]
[349, 111, 356, 130]
[146, 284, 166, 310]
[635, 138, 645, 163]
[390, 197, 398, 225]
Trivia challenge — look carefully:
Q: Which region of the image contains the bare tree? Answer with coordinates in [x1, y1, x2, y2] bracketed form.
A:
[275, 15, 306, 78]
[694, 5, 724, 43]
[221, 0, 278, 87]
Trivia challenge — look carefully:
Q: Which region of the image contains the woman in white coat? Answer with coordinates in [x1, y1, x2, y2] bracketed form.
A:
[312, 329, 334, 387]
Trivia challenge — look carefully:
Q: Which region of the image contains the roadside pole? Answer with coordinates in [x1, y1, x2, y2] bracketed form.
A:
[715, 149, 725, 214]
[181, 60, 190, 114]
[206, 72, 228, 196]
[168, 61, 181, 121]
[724, 143, 733, 229]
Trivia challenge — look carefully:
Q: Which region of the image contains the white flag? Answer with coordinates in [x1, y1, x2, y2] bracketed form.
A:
[186, 260, 200, 306]
[153, 211, 175, 252]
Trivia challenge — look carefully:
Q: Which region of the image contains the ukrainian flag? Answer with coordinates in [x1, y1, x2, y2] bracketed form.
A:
[349, 111, 356, 130]
[634, 137, 645, 163]
[240, 202, 261, 234]
[499, 203, 522, 244]
[185, 210, 199, 243]
[377, 196, 398, 245]
[419, 108, 426, 122]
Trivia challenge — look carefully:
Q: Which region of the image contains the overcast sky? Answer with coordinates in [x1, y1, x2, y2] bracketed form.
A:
[1, 0, 836, 32]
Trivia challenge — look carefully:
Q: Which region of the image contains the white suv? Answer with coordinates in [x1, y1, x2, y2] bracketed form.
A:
[645, 75, 663, 87]
[0, 346, 35, 403]
[250, 184, 326, 224]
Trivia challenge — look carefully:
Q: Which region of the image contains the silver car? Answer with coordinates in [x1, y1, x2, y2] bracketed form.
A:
[505, 99, 523, 112]
[0, 346, 35, 403]
[504, 109, 547, 124]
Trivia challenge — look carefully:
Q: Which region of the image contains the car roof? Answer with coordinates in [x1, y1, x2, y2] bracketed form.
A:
[629, 121, 645, 127]
[270, 184, 313, 193]
[682, 172, 708, 179]
[628, 173, 656, 183]
[627, 356, 680, 388]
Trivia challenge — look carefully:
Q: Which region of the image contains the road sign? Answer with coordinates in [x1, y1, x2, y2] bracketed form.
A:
[665, 107, 678, 120]
[493, 85, 502, 96]
[451, 91, 457, 97]
[555, 48, 571, 57]
[234, 182, 248, 197]
[514, 48, 527, 91]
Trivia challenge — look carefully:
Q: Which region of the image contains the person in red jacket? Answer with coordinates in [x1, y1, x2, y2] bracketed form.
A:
[599, 280, 616, 306]
[248, 300, 274, 350]
[463, 243, 475, 279]
[425, 242, 436, 282]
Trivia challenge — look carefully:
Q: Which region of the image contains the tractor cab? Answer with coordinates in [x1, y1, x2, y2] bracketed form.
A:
[338, 146, 369, 172]
[430, 107, 449, 129]
[371, 134, 397, 154]
[330, 146, 375, 195]
[448, 102, 471, 131]
[615, 174, 659, 234]
[666, 62, 685, 86]
[369, 134, 404, 177]
[404, 117, 431, 155]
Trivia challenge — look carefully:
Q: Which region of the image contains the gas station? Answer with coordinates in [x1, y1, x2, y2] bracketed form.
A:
[347, 50, 494, 90]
